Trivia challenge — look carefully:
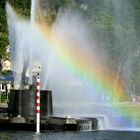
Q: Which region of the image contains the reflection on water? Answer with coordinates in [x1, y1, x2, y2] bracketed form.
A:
[32, 133, 58, 140]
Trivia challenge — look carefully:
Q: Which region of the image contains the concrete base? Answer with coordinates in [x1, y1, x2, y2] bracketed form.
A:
[11, 115, 26, 123]
[0, 122, 48, 131]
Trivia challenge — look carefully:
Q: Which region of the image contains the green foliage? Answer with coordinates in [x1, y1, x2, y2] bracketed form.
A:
[1, 70, 12, 75]
[0, 0, 31, 71]
[0, 1, 8, 63]
[45, 9, 57, 26]
[59, 0, 76, 8]
[0, 92, 7, 103]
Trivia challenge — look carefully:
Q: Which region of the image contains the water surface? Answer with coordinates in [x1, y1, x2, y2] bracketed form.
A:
[0, 130, 140, 140]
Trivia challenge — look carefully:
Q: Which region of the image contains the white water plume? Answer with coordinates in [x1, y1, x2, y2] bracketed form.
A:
[6, 0, 140, 129]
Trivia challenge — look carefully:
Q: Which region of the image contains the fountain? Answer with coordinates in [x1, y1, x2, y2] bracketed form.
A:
[6, 0, 140, 130]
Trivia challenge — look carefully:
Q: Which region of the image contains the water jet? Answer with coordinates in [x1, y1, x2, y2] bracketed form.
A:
[3, 0, 140, 132]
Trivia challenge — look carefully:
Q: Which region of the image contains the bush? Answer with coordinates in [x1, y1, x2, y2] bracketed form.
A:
[0, 92, 7, 103]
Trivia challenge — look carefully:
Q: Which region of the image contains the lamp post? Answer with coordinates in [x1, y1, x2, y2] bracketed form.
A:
[36, 65, 41, 133]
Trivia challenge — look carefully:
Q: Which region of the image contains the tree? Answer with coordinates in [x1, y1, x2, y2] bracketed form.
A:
[0, 0, 30, 72]
[0, 0, 9, 71]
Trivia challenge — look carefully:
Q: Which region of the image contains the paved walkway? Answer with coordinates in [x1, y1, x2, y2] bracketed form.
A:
[0, 103, 8, 108]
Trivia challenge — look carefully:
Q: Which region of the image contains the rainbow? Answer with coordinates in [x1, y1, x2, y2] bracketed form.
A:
[37, 23, 126, 100]
[35, 22, 140, 127]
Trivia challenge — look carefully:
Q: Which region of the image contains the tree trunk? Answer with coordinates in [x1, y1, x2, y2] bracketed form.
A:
[0, 59, 2, 72]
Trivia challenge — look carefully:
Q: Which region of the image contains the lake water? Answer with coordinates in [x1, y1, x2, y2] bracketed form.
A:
[0, 130, 140, 140]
